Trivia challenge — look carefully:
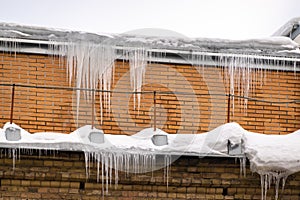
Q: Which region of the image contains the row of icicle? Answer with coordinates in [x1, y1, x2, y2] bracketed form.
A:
[50, 41, 150, 124]
[1, 148, 172, 197]
[3, 147, 287, 200]
[1, 38, 299, 200]
[2, 38, 298, 124]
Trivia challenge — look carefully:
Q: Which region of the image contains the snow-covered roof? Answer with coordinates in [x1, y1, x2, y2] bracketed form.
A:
[273, 17, 300, 37]
[0, 22, 299, 59]
[273, 17, 300, 45]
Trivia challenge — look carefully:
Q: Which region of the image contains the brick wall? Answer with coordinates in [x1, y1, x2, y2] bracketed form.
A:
[0, 52, 299, 135]
[1, 150, 300, 199]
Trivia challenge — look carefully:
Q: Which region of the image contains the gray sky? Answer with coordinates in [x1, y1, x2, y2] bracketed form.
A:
[0, 0, 299, 39]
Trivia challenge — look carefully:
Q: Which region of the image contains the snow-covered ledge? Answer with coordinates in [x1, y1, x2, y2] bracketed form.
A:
[1, 122, 300, 200]
[0, 122, 245, 157]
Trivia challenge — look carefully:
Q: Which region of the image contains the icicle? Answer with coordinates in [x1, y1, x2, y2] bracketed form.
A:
[216, 54, 272, 111]
[51, 41, 116, 126]
[17, 147, 21, 163]
[105, 153, 109, 194]
[239, 157, 246, 177]
[12, 148, 16, 170]
[274, 175, 280, 200]
[281, 175, 287, 197]
[114, 153, 119, 189]
[84, 151, 90, 180]
[294, 61, 297, 76]
[128, 48, 148, 111]
[96, 153, 100, 183]
[260, 174, 264, 200]
[101, 152, 104, 196]
[109, 153, 113, 187]
[164, 154, 171, 191]
[151, 154, 156, 180]
[264, 174, 268, 200]
[258, 171, 290, 200]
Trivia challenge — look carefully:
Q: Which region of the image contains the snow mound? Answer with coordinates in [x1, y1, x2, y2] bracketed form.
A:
[204, 122, 245, 153]
[132, 128, 168, 139]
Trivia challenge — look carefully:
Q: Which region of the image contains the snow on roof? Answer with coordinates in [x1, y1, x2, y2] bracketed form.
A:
[273, 17, 300, 37]
[0, 22, 299, 58]
[0, 22, 109, 42]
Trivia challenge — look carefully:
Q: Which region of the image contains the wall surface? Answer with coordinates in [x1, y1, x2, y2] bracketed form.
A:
[0, 52, 300, 199]
[0, 52, 299, 135]
[0, 150, 300, 200]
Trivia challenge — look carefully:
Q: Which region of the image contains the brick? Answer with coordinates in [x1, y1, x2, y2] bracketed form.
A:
[50, 181, 60, 187]
[60, 181, 71, 188]
[177, 187, 187, 193]
[167, 193, 177, 198]
[20, 180, 30, 187]
[0, 52, 300, 198]
[30, 180, 41, 187]
[44, 160, 53, 167]
[70, 182, 79, 188]
[38, 187, 48, 193]
[11, 180, 21, 186]
[221, 173, 239, 179]
[1, 179, 11, 185]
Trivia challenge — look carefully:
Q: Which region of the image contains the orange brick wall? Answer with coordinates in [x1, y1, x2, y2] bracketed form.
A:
[0, 52, 299, 135]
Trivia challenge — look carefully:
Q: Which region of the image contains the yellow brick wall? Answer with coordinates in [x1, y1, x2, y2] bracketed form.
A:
[1, 151, 300, 199]
[0, 53, 299, 135]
